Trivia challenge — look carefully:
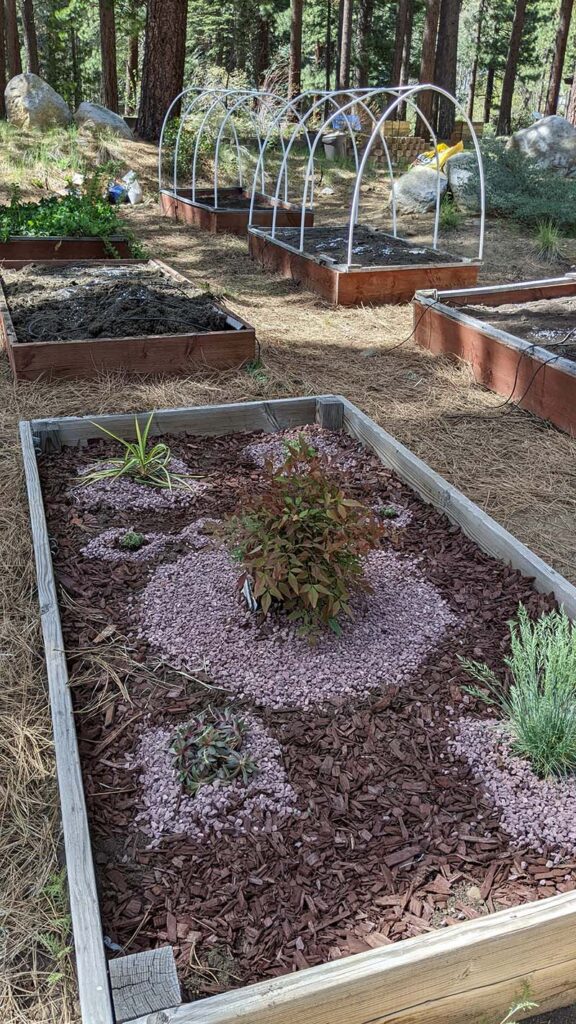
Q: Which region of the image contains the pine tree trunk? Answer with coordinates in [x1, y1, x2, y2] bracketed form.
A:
[355, 0, 374, 87]
[288, 0, 303, 98]
[125, 32, 138, 113]
[0, 1, 6, 116]
[70, 25, 82, 108]
[544, 0, 574, 115]
[99, 0, 118, 111]
[434, 0, 461, 139]
[484, 63, 495, 121]
[567, 68, 576, 124]
[496, 0, 527, 135]
[335, 0, 345, 87]
[325, 0, 332, 90]
[20, 0, 38, 73]
[390, 0, 409, 86]
[338, 0, 353, 90]
[398, 1, 413, 116]
[415, 0, 440, 139]
[137, 0, 188, 140]
[5, 0, 22, 78]
[467, 0, 485, 119]
[255, 13, 270, 85]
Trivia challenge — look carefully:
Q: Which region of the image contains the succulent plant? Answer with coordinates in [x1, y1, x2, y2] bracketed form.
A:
[171, 707, 257, 796]
[119, 530, 147, 550]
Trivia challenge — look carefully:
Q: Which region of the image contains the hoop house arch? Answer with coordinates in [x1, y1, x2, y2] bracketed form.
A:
[159, 87, 318, 236]
[248, 85, 484, 305]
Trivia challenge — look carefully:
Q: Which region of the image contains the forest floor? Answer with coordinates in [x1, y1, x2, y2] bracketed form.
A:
[1, 131, 576, 1023]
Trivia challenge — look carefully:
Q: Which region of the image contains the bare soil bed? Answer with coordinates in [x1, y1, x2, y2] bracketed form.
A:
[184, 191, 273, 210]
[463, 297, 576, 362]
[3, 263, 231, 343]
[39, 425, 576, 1002]
[269, 225, 463, 266]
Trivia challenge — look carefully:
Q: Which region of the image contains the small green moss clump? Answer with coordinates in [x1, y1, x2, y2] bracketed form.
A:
[118, 530, 146, 550]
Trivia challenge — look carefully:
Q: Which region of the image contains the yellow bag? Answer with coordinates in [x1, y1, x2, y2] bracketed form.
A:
[413, 140, 464, 170]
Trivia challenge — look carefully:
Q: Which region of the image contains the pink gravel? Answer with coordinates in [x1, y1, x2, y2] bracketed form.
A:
[242, 427, 362, 474]
[72, 458, 207, 513]
[137, 545, 456, 710]
[81, 518, 216, 563]
[127, 715, 298, 844]
[451, 717, 576, 860]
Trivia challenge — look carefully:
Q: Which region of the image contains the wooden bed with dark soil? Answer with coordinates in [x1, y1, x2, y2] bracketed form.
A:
[0, 234, 134, 266]
[248, 224, 480, 305]
[24, 396, 576, 1024]
[160, 186, 314, 236]
[413, 276, 576, 435]
[1, 259, 255, 380]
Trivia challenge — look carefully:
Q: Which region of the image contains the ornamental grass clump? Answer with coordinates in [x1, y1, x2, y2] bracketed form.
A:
[171, 708, 257, 796]
[462, 605, 576, 778]
[222, 435, 384, 635]
[82, 413, 194, 491]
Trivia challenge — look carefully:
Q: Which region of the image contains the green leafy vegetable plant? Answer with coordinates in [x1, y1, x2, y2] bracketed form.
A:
[221, 435, 384, 635]
[118, 530, 147, 550]
[171, 707, 257, 795]
[0, 177, 143, 256]
[82, 413, 194, 490]
[462, 605, 576, 778]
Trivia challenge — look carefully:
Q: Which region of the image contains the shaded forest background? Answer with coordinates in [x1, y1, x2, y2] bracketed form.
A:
[1, 0, 576, 140]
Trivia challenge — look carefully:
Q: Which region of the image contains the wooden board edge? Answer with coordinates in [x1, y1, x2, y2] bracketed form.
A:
[109, 946, 181, 1023]
[122, 890, 576, 1024]
[412, 294, 576, 379]
[28, 396, 328, 446]
[18, 422, 114, 1024]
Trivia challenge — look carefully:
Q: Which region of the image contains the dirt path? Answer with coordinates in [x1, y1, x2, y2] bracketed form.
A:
[1, 143, 576, 1023]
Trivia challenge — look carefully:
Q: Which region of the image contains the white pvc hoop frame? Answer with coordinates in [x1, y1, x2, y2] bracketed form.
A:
[158, 87, 320, 209]
[251, 84, 486, 268]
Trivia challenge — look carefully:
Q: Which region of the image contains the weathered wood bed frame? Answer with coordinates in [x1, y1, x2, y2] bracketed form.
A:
[20, 395, 576, 1024]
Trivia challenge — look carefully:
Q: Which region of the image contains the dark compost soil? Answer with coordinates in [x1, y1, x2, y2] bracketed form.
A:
[3, 264, 231, 343]
[38, 426, 576, 1002]
[187, 191, 274, 211]
[266, 225, 461, 267]
[463, 297, 576, 362]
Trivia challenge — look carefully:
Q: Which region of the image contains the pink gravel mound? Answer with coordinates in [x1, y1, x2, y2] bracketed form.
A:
[72, 458, 207, 513]
[81, 519, 216, 563]
[242, 428, 362, 474]
[451, 718, 576, 860]
[138, 547, 456, 710]
[128, 716, 298, 844]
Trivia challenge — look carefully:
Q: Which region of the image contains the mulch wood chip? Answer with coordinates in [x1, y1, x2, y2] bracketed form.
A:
[37, 426, 572, 1000]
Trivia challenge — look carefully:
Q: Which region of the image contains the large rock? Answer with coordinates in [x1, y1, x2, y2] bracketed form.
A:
[391, 165, 448, 214]
[506, 115, 576, 176]
[446, 151, 481, 213]
[5, 73, 72, 129]
[74, 101, 133, 139]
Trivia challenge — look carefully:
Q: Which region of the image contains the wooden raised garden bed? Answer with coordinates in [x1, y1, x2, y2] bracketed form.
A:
[413, 276, 576, 435]
[248, 226, 480, 305]
[21, 395, 576, 1024]
[160, 186, 314, 236]
[0, 235, 135, 267]
[1, 259, 255, 380]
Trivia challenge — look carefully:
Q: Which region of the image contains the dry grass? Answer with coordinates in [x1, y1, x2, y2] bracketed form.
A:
[1, 133, 576, 1022]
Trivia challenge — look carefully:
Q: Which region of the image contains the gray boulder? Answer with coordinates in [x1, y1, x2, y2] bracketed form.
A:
[506, 115, 576, 176]
[74, 102, 133, 139]
[391, 165, 448, 214]
[5, 72, 71, 129]
[446, 151, 481, 213]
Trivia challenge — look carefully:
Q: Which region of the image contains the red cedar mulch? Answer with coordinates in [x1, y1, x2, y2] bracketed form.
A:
[38, 428, 575, 1001]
